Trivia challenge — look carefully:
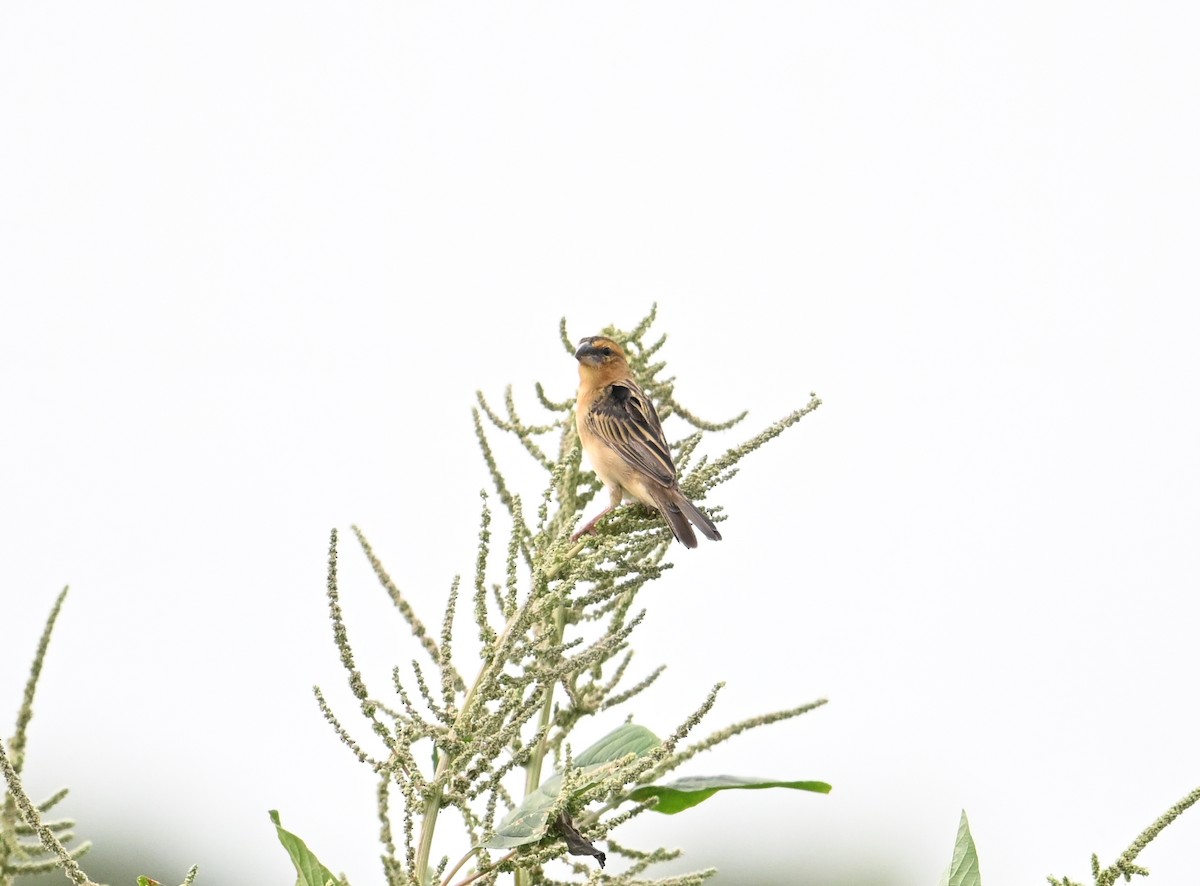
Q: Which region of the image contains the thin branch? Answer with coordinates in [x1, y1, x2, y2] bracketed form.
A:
[9, 587, 70, 772]
[0, 741, 99, 886]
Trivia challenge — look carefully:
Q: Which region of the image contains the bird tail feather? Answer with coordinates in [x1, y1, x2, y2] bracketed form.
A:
[651, 488, 721, 548]
[678, 495, 722, 542]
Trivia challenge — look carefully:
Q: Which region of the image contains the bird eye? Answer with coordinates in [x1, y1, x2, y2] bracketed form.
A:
[599, 347, 614, 356]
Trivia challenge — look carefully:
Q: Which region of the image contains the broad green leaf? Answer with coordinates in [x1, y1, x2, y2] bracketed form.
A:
[483, 723, 661, 850]
[574, 723, 660, 767]
[938, 810, 982, 886]
[630, 775, 832, 814]
[484, 789, 559, 849]
[269, 809, 342, 886]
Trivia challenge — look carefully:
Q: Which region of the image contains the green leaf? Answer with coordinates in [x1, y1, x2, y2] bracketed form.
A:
[574, 723, 660, 767]
[269, 809, 342, 886]
[629, 775, 832, 814]
[483, 723, 661, 850]
[137, 866, 198, 886]
[483, 788, 559, 850]
[938, 810, 982, 886]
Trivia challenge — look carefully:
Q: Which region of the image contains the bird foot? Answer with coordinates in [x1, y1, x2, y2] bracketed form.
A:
[571, 509, 611, 542]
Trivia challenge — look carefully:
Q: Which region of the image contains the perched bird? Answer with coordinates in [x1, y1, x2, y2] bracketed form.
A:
[572, 335, 722, 548]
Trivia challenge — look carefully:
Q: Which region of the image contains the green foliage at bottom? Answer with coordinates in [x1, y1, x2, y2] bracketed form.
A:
[269, 809, 344, 886]
[938, 810, 981, 886]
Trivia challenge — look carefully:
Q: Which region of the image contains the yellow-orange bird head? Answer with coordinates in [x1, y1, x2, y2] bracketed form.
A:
[574, 336, 630, 380]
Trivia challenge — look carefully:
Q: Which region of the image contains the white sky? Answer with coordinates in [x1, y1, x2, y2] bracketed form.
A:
[3, 4, 1199, 885]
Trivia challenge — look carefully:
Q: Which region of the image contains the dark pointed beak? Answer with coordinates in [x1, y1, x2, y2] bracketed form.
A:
[574, 343, 604, 365]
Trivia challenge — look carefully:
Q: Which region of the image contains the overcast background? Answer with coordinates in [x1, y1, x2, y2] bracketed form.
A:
[3, 4, 1199, 885]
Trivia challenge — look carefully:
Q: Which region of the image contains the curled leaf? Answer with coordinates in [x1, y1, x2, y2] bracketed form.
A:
[555, 812, 605, 868]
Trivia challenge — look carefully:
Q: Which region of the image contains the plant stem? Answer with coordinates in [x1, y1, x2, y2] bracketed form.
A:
[415, 755, 448, 886]
[421, 567, 561, 886]
[448, 851, 517, 886]
[438, 848, 478, 886]
[542, 540, 586, 581]
[523, 604, 567, 797]
[514, 603, 567, 886]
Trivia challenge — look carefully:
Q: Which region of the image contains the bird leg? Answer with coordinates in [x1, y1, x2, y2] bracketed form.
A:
[571, 488, 623, 541]
[571, 504, 616, 541]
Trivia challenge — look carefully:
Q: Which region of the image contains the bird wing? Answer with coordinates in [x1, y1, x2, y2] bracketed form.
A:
[585, 379, 677, 486]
